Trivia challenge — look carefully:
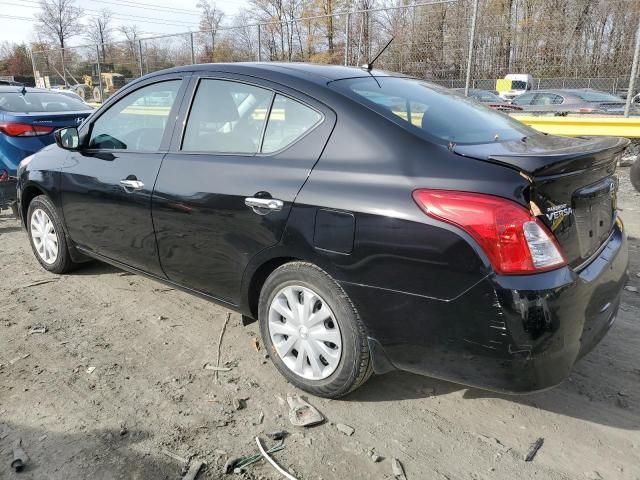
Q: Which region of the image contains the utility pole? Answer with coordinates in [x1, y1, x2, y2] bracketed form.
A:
[464, 0, 479, 97]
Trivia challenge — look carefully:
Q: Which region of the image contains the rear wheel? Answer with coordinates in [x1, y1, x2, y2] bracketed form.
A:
[27, 195, 76, 274]
[259, 262, 372, 398]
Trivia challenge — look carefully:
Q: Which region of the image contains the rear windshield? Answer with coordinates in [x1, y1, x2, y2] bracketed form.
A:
[470, 90, 502, 102]
[331, 77, 533, 145]
[0, 92, 88, 113]
[572, 90, 622, 103]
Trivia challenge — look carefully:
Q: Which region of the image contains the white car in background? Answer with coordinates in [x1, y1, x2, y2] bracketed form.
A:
[499, 73, 534, 101]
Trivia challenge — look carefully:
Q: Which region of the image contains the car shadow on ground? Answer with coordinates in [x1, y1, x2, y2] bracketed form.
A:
[346, 359, 639, 430]
[0, 422, 181, 479]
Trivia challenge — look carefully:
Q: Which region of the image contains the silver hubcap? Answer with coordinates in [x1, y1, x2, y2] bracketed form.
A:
[268, 285, 342, 380]
[30, 208, 58, 265]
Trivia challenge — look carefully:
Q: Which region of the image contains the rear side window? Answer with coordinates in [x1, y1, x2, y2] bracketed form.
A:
[182, 79, 273, 154]
[89, 80, 181, 151]
[512, 93, 535, 105]
[261, 95, 322, 153]
[533, 93, 562, 105]
[332, 77, 533, 145]
[0, 92, 88, 113]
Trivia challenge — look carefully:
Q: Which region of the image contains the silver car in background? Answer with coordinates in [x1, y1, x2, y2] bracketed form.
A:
[511, 89, 638, 114]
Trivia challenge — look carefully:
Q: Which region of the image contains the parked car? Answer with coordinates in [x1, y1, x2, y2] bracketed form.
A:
[454, 88, 523, 112]
[0, 86, 93, 210]
[511, 88, 637, 114]
[16, 64, 629, 398]
[0, 79, 24, 86]
[498, 73, 534, 100]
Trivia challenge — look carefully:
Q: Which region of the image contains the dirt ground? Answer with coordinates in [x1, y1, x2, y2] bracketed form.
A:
[1, 167, 639, 480]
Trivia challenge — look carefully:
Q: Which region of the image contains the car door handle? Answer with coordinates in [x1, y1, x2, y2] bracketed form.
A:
[245, 197, 284, 214]
[120, 179, 144, 191]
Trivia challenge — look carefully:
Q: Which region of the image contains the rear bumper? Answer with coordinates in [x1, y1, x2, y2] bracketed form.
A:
[341, 221, 628, 393]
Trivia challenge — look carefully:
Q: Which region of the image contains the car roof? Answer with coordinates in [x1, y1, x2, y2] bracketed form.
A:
[152, 62, 396, 84]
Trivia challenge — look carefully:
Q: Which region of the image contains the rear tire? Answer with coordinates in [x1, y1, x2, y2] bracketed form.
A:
[259, 262, 372, 398]
[27, 195, 77, 274]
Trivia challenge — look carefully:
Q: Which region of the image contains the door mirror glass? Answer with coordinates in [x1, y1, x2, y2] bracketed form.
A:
[88, 80, 182, 151]
[55, 127, 80, 150]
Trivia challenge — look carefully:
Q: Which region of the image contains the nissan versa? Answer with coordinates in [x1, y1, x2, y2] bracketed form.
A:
[16, 63, 629, 398]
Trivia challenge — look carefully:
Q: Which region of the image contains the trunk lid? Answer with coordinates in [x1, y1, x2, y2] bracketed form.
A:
[4, 111, 92, 128]
[454, 134, 629, 268]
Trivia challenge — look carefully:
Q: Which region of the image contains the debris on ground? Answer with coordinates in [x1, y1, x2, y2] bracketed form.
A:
[86, 366, 96, 374]
[233, 398, 247, 410]
[474, 433, 509, 452]
[202, 363, 231, 372]
[161, 449, 189, 465]
[585, 471, 604, 480]
[11, 278, 59, 293]
[28, 325, 47, 334]
[182, 459, 206, 480]
[367, 449, 382, 462]
[253, 411, 264, 425]
[287, 394, 324, 427]
[336, 423, 355, 436]
[525, 437, 544, 462]
[255, 436, 298, 480]
[223, 439, 286, 474]
[9, 353, 30, 365]
[266, 430, 288, 441]
[11, 438, 29, 472]
[391, 457, 407, 479]
[624, 285, 638, 293]
[251, 337, 261, 351]
[214, 313, 231, 382]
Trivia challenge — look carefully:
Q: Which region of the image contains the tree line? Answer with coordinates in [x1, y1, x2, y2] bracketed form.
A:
[1, 0, 638, 85]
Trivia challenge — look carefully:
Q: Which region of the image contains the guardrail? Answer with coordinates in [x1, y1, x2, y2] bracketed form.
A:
[512, 115, 640, 138]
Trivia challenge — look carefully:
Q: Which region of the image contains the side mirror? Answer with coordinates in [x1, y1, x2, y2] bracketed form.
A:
[54, 127, 80, 151]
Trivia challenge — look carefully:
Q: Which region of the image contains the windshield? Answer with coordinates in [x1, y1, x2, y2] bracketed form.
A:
[572, 90, 622, 103]
[0, 92, 89, 113]
[331, 77, 534, 145]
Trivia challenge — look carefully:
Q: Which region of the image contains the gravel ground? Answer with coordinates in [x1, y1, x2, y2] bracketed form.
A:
[1, 168, 639, 480]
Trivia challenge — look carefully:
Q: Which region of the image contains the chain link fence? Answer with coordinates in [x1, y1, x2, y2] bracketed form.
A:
[31, 0, 640, 112]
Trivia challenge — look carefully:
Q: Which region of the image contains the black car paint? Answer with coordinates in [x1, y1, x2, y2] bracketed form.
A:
[17, 63, 629, 394]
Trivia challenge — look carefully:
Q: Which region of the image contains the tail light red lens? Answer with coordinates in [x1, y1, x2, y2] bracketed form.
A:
[412, 190, 566, 275]
[0, 121, 54, 137]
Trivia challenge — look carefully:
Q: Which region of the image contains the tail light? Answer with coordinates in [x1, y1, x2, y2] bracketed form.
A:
[412, 190, 566, 275]
[0, 121, 54, 137]
[578, 107, 594, 113]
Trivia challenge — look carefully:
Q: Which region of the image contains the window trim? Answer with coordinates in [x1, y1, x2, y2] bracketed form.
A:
[82, 77, 186, 154]
[178, 76, 325, 157]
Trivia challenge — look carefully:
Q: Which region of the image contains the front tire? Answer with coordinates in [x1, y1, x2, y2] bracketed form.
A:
[259, 262, 372, 398]
[27, 195, 76, 274]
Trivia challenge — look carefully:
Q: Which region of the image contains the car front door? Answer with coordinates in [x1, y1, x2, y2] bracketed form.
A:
[60, 75, 189, 275]
[152, 74, 336, 305]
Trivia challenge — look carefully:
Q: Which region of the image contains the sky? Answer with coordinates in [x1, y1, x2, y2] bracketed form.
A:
[0, 0, 250, 45]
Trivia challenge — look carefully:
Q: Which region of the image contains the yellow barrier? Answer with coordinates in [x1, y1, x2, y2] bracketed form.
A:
[512, 115, 640, 138]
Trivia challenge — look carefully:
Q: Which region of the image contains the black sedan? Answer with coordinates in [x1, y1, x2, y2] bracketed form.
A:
[16, 63, 629, 398]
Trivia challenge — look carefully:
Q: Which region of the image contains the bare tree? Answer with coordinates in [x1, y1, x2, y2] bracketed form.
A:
[119, 24, 142, 72]
[86, 9, 113, 63]
[35, 0, 83, 85]
[35, 0, 84, 49]
[197, 0, 225, 57]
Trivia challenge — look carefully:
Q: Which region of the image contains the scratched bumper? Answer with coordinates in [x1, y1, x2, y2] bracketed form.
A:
[341, 221, 628, 393]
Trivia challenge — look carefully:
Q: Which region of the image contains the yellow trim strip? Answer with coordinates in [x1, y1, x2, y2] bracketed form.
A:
[512, 115, 640, 138]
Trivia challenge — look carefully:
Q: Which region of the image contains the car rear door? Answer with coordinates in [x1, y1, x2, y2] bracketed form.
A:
[152, 73, 336, 305]
[60, 74, 190, 275]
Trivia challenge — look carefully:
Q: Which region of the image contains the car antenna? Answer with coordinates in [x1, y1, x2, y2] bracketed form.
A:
[361, 36, 394, 72]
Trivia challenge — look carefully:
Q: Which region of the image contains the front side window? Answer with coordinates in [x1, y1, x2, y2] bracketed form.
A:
[182, 79, 273, 154]
[332, 77, 534, 145]
[88, 80, 181, 151]
[261, 95, 322, 153]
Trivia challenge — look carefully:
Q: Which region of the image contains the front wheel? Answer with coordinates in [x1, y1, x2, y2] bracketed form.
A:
[259, 262, 372, 398]
[27, 195, 77, 274]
